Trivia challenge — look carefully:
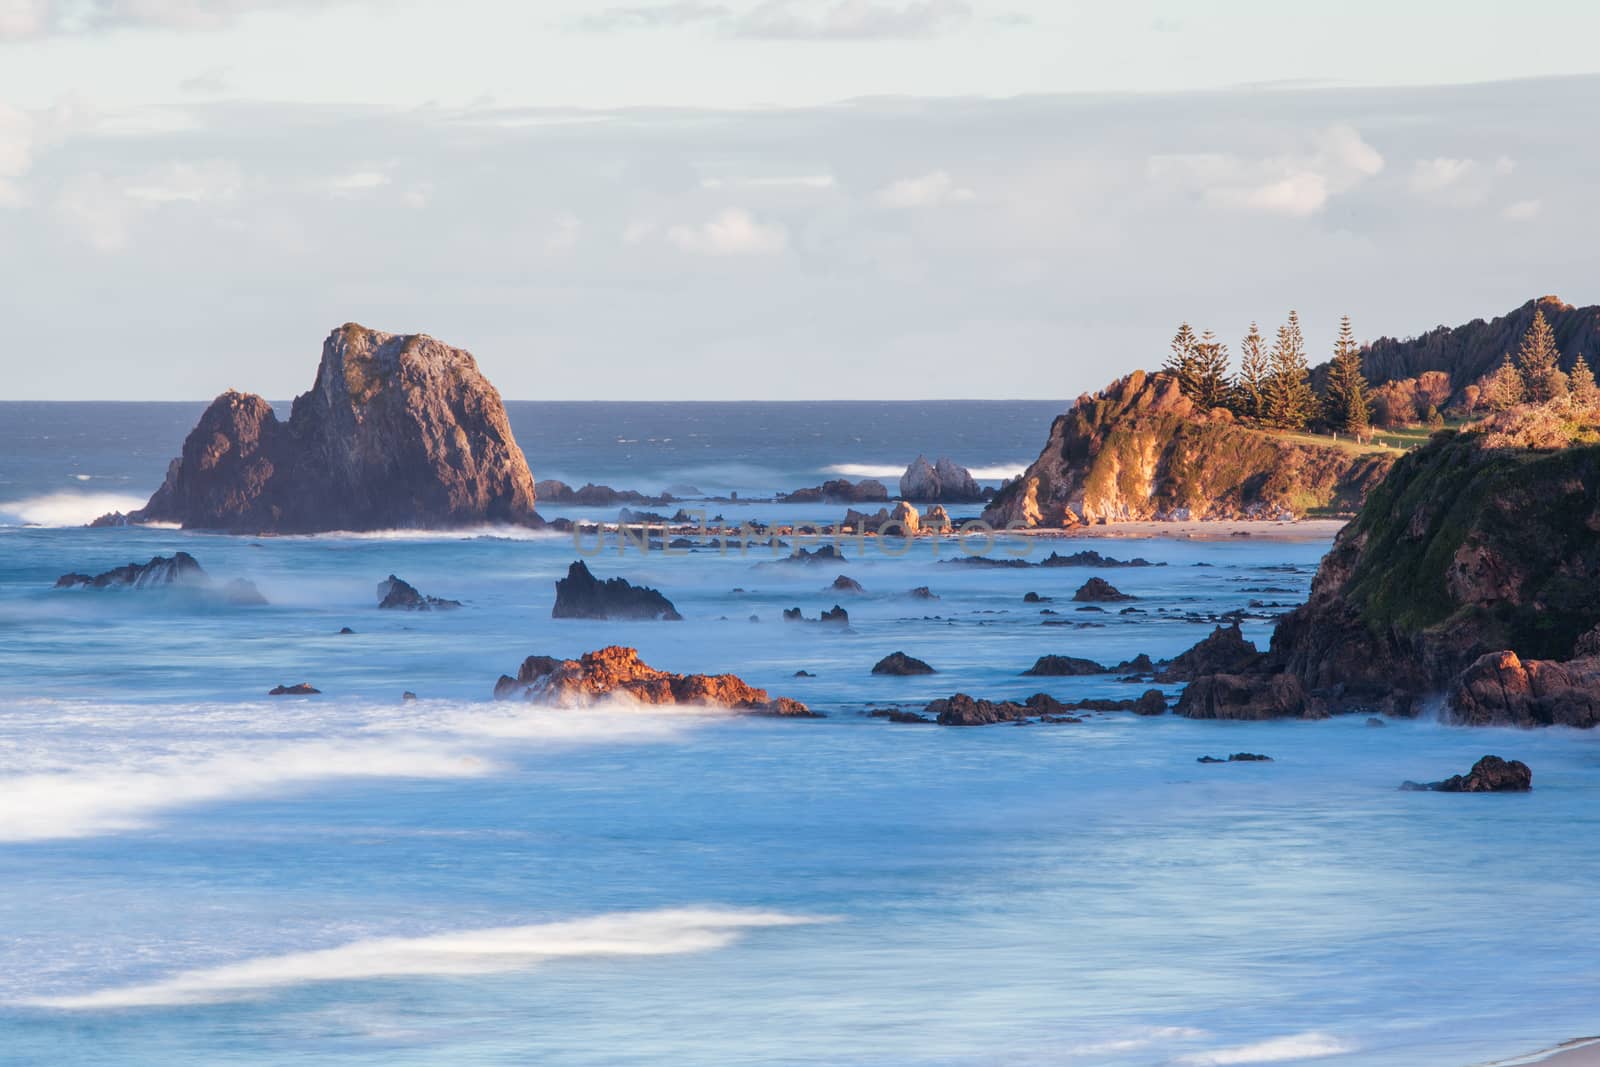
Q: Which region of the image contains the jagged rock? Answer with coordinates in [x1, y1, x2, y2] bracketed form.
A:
[783, 605, 850, 626]
[1132, 689, 1168, 715]
[1445, 650, 1600, 728]
[1402, 755, 1532, 792]
[943, 549, 1160, 570]
[220, 578, 269, 605]
[402, 691, 418, 703]
[1158, 623, 1264, 683]
[535, 480, 670, 506]
[1072, 577, 1133, 602]
[551, 560, 680, 621]
[268, 682, 320, 695]
[924, 504, 952, 529]
[761, 545, 848, 566]
[983, 369, 1392, 528]
[929, 692, 1064, 726]
[132, 324, 540, 533]
[492, 645, 814, 716]
[55, 552, 208, 590]
[378, 575, 462, 611]
[1198, 752, 1273, 764]
[900, 455, 983, 502]
[872, 652, 936, 675]
[779, 479, 889, 504]
[870, 708, 933, 724]
[1176, 672, 1311, 720]
[907, 586, 939, 599]
[1021, 654, 1105, 676]
[1023, 591, 1050, 603]
[793, 670, 815, 677]
[828, 575, 865, 594]
[1114, 653, 1156, 674]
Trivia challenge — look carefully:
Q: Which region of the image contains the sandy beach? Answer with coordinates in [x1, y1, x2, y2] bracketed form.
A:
[1485, 1039, 1600, 1067]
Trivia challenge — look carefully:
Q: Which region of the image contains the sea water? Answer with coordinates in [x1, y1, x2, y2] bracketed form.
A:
[0, 402, 1597, 1067]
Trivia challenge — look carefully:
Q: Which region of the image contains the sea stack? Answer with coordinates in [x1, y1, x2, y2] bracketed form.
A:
[129, 324, 540, 533]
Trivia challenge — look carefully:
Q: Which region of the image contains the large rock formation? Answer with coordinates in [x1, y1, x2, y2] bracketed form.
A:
[552, 560, 681, 621]
[491, 646, 813, 716]
[983, 370, 1392, 528]
[130, 324, 540, 533]
[900, 456, 984, 503]
[1174, 429, 1600, 724]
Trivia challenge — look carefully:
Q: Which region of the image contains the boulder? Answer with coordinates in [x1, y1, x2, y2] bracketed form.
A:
[783, 605, 850, 626]
[1402, 755, 1532, 792]
[900, 456, 983, 503]
[1175, 672, 1311, 720]
[55, 552, 208, 590]
[907, 586, 939, 600]
[494, 645, 814, 716]
[378, 575, 462, 611]
[1446, 649, 1600, 728]
[870, 708, 934, 724]
[872, 652, 936, 675]
[268, 682, 320, 696]
[928, 692, 1064, 726]
[132, 324, 541, 533]
[1021, 654, 1106, 676]
[1072, 577, 1134, 602]
[551, 560, 681, 621]
[828, 575, 865, 594]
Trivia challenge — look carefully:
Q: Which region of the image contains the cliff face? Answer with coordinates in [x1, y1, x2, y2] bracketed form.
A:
[137, 325, 539, 533]
[1178, 430, 1600, 723]
[983, 370, 1392, 527]
[1334, 295, 1600, 402]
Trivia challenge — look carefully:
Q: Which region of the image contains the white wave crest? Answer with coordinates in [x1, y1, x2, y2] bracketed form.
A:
[966, 464, 1027, 482]
[28, 908, 828, 1009]
[822, 463, 904, 479]
[0, 700, 692, 842]
[0, 492, 149, 527]
[1177, 1031, 1354, 1065]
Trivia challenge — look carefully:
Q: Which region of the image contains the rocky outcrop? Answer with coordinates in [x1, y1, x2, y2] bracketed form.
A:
[535, 481, 670, 506]
[552, 560, 681, 621]
[779, 479, 889, 504]
[828, 575, 865, 595]
[132, 324, 540, 533]
[1174, 430, 1600, 723]
[491, 645, 814, 716]
[900, 456, 984, 503]
[268, 682, 321, 696]
[872, 652, 936, 675]
[983, 370, 1392, 528]
[782, 605, 849, 626]
[1402, 755, 1532, 793]
[55, 552, 267, 604]
[1073, 577, 1133, 602]
[1198, 753, 1273, 763]
[840, 501, 921, 535]
[1158, 623, 1265, 683]
[377, 575, 461, 611]
[1022, 654, 1105, 676]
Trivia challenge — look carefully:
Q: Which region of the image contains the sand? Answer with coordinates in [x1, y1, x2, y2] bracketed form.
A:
[1483, 1038, 1600, 1066]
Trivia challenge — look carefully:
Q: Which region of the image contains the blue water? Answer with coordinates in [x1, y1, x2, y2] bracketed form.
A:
[1, 403, 1597, 1067]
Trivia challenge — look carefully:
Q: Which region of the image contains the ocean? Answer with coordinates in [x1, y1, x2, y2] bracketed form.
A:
[1, 401, 1597, 1067]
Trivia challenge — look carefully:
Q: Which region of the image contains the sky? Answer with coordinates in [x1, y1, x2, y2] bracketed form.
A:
[2, 0, 1599, 400]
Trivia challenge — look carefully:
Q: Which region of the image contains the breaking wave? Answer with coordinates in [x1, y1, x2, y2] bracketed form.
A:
[0, 492, 149, 528]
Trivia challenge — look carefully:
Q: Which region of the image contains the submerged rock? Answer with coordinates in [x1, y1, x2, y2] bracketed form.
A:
[378, 575, 462, 611]
[1402, 755, 1532, 792]
[872, 652, 936, 675]
[552, 560, 681, 621]
[268, 682, 320, 695]
[1197, 752, 1274, 764]
[828, 574, 865, 594]
[906, 586, 939, 600]
[55, 552, 207, 590]
[130, 324, 541, 533]
[1021, 654, 1105, 676]
[782, 605, 850, 626]
[779, 479, 889, 504]
[492, 645, 814, 717]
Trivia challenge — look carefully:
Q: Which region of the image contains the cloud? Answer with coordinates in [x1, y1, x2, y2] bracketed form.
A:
[1503, 198, 1541, 221]
[1150, 123, 1383, 217]
[124, 159, 241, 202]
[545, 212, 582, 252]
[701, 173, 836, 190]
[570, 0, 972, 40]
[876, 170, 974, 208]
[666, 207, 788, 255]
[324, 169, 391, 196]
[52, 172, 137, 251]
[0, 102, 33, 205]
[29, 909, 825, 1009]
[0, 0, 347, 39]
[179, 66, 231, 95]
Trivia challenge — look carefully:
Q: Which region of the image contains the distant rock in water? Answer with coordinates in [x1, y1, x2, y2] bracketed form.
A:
[983, 369, 1392, 528]
[552, 560, 681, 621]
[1072, 577, 1133, 602]
[779, 479, 889, 504]
[377, 575, 462, 611]
[943, 549, 1158, 569]
[1197, 753, 1273, 764]
[491, 645, 814, 716]
[1402, 755, 1531, 793]
[55, 552, 268, 605]
[1022, 654, 1105, 676]
[906, 586, 939, 600]
[535, 480, 671, 506]
[900, 455, 984, 503]
[828, 574, 865, 594]
[130, 324, 540, 533]
[760, 544, 848, 567]
[782, 605, 849, 626]
[268, 682, 320, 696]
[871, 652, 935, 675]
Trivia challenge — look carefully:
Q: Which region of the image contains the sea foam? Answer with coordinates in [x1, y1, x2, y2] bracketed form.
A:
[0, 492, 149, 527]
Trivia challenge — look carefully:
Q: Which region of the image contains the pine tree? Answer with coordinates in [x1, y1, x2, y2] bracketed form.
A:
[1483, 353, 1525, 411]
[1162, 322, 1200, 397]
[1191, 330, 1233, 411]
[1263, 311, 1316, 430]
[1234, 322, 1269, 419]
[1569, 353, 1599, 409]
[1516, 309, 1567, 403]
[1322, 315, 1371, 434]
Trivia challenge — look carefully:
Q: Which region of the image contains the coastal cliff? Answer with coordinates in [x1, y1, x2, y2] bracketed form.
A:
[983, 370, 1392, 527]
[1178, 423, 1600, 725]
[132, 324, 539, 533]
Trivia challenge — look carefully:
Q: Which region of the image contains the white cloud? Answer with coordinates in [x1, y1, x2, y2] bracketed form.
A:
[666, 207, 788, 255]
[573, 2, 730, 32]
[0, 0, 350, 39]
[1503, 198, 1541, 221]
[324, 169, 391, 196]
[733, 0, 972, 39]
[1150, 123, 1382, 217]
[52, 171, 136, 251]
[545, 212, 582, 252]
[124, 159, 241, 203]
[0, 102, 33, 206]
[701, 173, 836, 190]
[876, 170, 974, 208]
